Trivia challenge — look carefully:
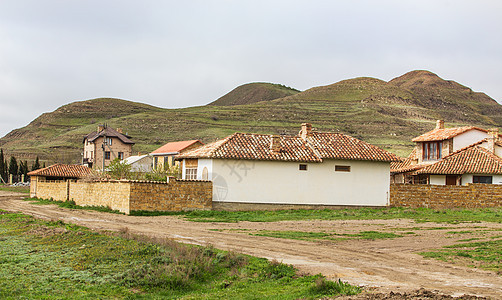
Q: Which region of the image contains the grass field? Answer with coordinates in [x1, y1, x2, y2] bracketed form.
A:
[149, 207, 502, 224]
[0, 185, 30, 194]
[0, 210, 361, 299]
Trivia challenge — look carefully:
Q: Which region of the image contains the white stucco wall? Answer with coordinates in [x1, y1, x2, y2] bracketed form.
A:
[429, 175, 445, 185]
[452, 130, 487, 151]
[192, 159, 391, 206]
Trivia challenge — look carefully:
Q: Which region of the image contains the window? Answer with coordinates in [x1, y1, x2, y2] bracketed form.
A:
[335, 165, 351, 172]
[118, 152, 124, 160]
[299, 164, 307, 171]
[104, 151, 110, 160]
[473, 175, 492, 184]
[185, 168, 197, 180]
[105, 137, 113, 145]
[154, 157, 158, 168]
[422, 142, 442, 161]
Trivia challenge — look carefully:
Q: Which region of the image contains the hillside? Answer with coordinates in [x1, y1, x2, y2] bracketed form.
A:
[208, 82, 300, 106]
[1, 70, 501, 164]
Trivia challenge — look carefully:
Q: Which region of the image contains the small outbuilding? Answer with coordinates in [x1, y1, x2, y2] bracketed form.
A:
[28, 164, 92, 198]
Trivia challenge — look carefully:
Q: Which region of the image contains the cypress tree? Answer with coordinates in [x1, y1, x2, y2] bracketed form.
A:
[8, 156, 18, 176]
[32, 156, 40, 171]
[0, 149, 4, 182]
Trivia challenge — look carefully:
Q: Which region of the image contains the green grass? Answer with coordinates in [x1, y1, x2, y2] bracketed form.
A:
[251, 230, 401, 242]
[0, 185, 30, 194]
[175, 207, 502, 224]
[0, 210, 361, 299]
[420, 239, 502, 274]
[23, 198, 124, 214]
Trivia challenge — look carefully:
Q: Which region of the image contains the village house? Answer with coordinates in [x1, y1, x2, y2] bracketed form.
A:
[391, 120, 502, 185]
[177, 123, 399, 209]
[82, 125, 134, 169]
[27, 164, 92, 198]
[150, 140, 203, 170]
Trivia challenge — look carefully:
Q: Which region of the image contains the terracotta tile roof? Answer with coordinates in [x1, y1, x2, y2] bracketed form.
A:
[390, 148, 424, 173]
[412, 126, 485, 142]
[27, 164, 92, 178]
[84, 127, 134, 144]
[179, 133, 322, 162]
[307, 132, 400, 162]
[416, 146, 502, 175]
[151, 140, 203, 155]
[178, 130, 400, 163]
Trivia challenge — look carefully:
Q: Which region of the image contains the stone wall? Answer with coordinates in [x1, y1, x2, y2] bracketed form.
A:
[390, 183, 502, 208]
[129, 180, 212, 212]
[32, 179, 212, 214]
[69, 181, 131, 213]
[35, 180, 69, 201]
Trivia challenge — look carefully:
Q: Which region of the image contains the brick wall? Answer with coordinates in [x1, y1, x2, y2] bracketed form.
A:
[32, 178, 212, 214]
[390, 183, 502, 208]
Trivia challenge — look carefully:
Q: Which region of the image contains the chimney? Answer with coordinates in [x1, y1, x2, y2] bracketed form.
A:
[270, 135, 281, 153]
[435, 120, 445, 130]
[116, 128, 123, 134]
[300, 123, 312, 140]
[97, 125, 105, 132]
[487, 128, 499, 153]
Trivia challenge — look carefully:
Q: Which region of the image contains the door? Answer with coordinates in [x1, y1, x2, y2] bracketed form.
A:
[446, 175, 457, 185]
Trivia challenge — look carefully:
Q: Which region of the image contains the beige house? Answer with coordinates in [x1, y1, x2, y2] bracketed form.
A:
[83, 125, 134, 169]
[177, 123, 399, 209]
[391, 120, 502, 185]
[151, 140, 203, 170]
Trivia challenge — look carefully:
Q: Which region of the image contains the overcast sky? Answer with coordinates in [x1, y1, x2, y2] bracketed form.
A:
[1, 0, 501, 137]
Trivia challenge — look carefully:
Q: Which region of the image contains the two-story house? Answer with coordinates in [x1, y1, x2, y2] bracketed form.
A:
[83, 125, 134, 169]
[391, 120, 502, 185]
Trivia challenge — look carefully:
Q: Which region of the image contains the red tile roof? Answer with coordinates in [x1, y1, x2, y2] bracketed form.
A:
[412, 126, 485, 142]
[178, 130, 399, 163]
[416, 146, 502, 175]
[151, 140, 203, 155]
[28, 164, 92, 178]
[306, 132, 399, 162]
[84, 127, 134, 144]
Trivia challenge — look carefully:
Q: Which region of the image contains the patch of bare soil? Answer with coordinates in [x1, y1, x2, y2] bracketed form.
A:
[0, 191, 501, 299]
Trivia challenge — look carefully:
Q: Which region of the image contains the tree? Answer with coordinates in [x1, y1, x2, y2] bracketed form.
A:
[0, 149, 5, 182]
[31, 156, 41, 171]
[106, 158, 132, 179]
[8, 156, 18, 176]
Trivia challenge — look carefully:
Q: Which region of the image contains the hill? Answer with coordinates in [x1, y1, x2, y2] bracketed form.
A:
[208, 82, 300, 106]
[1, 70, 501, 164]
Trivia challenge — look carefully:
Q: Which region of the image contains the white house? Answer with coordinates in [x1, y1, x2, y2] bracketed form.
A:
[122, 154, 153, 172]
[177, 123, 399, 209]
[391, 120, 502, 185]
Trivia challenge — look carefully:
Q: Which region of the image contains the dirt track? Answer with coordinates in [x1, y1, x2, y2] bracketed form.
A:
[1, 191, 501, 299]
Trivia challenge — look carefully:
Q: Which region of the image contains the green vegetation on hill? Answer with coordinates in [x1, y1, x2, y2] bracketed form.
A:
[209, 82, 300, 106]
[1, 70, 501, 163]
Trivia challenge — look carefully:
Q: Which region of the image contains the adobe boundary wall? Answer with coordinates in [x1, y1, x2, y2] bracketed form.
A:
[33, 179, 212, 214]
[390, 183, 502, 208]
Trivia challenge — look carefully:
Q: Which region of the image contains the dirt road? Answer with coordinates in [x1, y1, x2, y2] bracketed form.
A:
[1, 191, 501, 299]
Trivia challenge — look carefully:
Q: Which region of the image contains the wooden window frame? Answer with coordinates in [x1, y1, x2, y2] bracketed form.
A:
[104, 151, 111, 160]
[185, 167, 198, 180]
[422, 141, 442, 161]
[299, 164, 307, 171]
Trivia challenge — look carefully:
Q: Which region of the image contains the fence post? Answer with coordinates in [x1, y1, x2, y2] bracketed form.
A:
[21, 174, 25, 183]
[9, 174, 12, 185]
